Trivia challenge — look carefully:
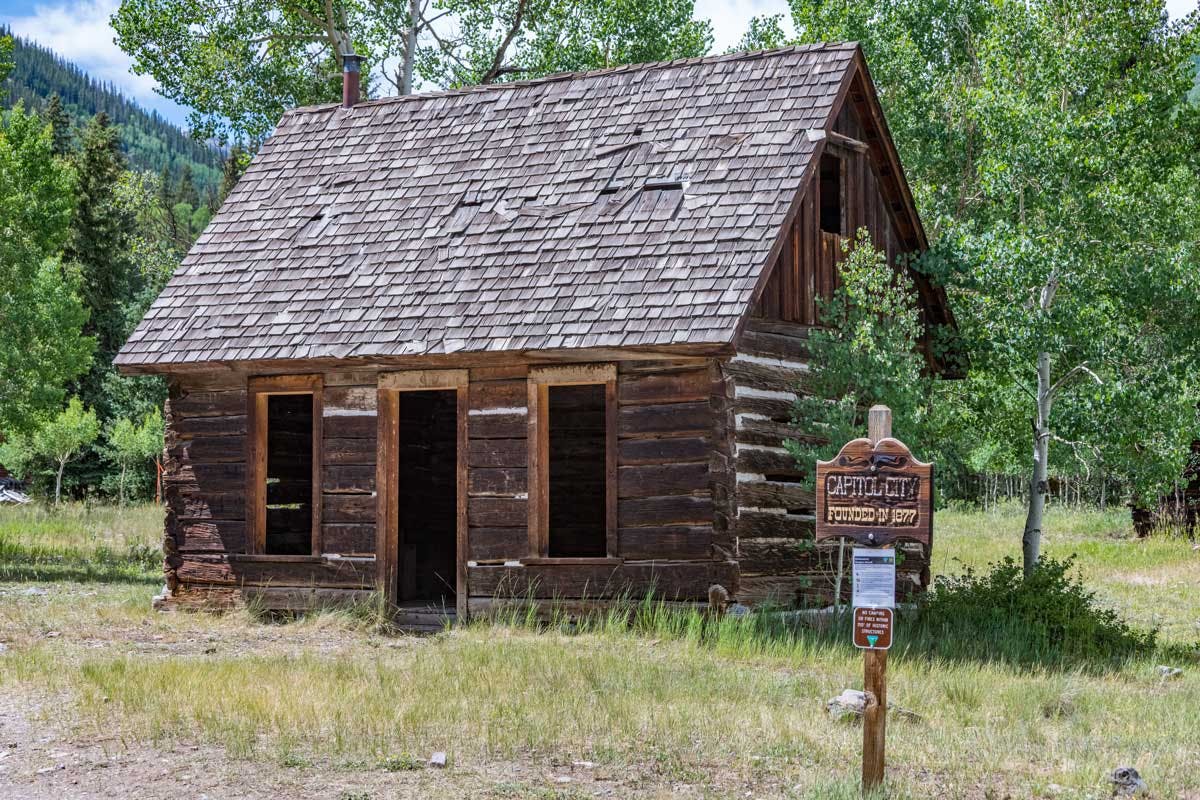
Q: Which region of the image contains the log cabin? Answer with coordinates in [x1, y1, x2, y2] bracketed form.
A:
[115, 43, 956, 623]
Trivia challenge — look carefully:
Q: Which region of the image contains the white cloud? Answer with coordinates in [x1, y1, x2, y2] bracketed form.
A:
[5, 0, 190, 124]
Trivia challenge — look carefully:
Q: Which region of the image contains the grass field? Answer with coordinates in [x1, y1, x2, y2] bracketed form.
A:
[0, 501, 1196, 799]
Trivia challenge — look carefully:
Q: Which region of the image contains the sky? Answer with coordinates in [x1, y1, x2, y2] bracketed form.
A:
[1, 0, 1196, 131]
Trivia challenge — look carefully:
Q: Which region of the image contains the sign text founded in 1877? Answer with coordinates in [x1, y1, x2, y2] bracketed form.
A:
[815, 437, 933, 547]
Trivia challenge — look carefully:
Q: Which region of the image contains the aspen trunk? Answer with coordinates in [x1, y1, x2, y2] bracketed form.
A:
[1023, 351, 1052, 576]
[54, 460, 66, 507]
[401, 0, 419, 94]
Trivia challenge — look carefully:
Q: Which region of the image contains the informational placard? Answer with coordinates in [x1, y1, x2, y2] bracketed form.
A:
[814, 437, 933, 547]
[851, 548, 896, 609]
[853, 607, 893, 650]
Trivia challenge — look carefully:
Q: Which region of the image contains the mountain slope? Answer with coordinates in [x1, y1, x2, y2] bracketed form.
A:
[1, 28, 222, 192]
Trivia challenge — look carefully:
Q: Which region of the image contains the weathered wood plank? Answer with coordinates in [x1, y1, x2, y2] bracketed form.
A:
[617, 436, 709, 466]
[617, 369, 708, 406]
[469, 496, 528, 528]
[733, 510, 816, 540]
[322, 523, 376, 555]
[468, 412, 527, 440]
[467, 438, 527, 468]
[617, 463, 709, 499]
[324, 386, 376, 412]
[166, 490, 243, 521]
[618, 525, 711, 560]
[170, 390, 246, 418]
[617, 402, 710, 437]
[469, 380, 526, 410]
[735, 418, 821, 448]
[467, 527, 528, 561]
[322, 415, 377, 439]
[174, 415, 247, 439]
[468, 467, 528, 497]
[736, 479, 815, 511]
[733, 395, 796, 421]
[171, 519, 246, 553]
[168, 436, 244, 464]
[724, 360, 809, 393]
[618, 495, 712, 527]
[322, 493, 375, 523]
[164, 462, 246, 494]
[468, 560, 738, 600]
[322, 465, 376, 494]
[735, 447, 805, 478]
[175, 556, 375, 587]
[323, 437, 376, 465]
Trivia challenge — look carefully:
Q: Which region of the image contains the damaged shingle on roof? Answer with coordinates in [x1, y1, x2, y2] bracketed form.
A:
[117, 44, 861, 369]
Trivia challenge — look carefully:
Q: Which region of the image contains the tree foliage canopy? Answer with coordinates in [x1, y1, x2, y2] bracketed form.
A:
[783, 0, 1200, 520]
[0, 104, 93, 435]
[112, 0, 712, 145]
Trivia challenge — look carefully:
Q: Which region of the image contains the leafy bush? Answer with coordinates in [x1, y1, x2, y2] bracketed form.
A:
[915, 556, 1156, 667]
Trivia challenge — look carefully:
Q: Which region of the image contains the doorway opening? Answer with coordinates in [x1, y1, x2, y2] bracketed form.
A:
[396, 389, 458, 606]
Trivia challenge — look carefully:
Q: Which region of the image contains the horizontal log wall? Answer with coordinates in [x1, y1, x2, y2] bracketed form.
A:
[321, 382, 377, 556]
[726, 322, 928, 606]
[466, 365, 530, 562]
[164, 382, 249, 591]
[162, 372, 379, 608]
[616, 361, 715, 562]
[162, 359, 741, 612]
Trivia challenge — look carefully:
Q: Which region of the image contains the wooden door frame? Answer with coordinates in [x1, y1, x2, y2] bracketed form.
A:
[376, 369, 469, 617]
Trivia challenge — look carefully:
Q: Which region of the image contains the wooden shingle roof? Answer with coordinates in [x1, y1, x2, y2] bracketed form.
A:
[117, 44, 868, 370]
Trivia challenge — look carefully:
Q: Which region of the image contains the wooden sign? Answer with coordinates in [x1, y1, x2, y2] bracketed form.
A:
[853, 607, 893, 650]
[815, 436, 933, 547]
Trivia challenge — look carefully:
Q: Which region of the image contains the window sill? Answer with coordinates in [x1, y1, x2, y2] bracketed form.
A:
[230, 554, 325, 563]
[519, 557, 623, 566]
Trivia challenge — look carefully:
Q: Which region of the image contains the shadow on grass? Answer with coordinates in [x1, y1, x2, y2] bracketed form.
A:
[0, 562, 161, 585]
[0, 542, 161, 586]
[473, 576, 1171, 676]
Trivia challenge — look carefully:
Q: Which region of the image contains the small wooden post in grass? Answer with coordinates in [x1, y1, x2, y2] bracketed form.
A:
[816, 404, 932, 797]
[862, 405, 890, 793]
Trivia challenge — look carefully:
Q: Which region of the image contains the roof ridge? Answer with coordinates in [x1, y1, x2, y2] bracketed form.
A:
[288, 42, 859, 116]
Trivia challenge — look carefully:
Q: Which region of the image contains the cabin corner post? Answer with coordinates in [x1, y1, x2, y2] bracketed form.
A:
[456, 381, 469, 620]
[375, 386, 399, 605]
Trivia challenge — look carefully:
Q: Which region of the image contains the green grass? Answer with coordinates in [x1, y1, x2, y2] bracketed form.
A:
[0, 502, 1197, 798]
[0, 502, 161, 583]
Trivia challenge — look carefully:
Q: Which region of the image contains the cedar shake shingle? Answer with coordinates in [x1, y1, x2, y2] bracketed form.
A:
[116, 45, 860, 370]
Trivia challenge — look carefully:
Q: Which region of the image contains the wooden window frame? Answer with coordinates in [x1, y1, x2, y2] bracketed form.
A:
[526, 364, 618, 562]
[375, 369, 469, 616]
[246, 374, 323, 557]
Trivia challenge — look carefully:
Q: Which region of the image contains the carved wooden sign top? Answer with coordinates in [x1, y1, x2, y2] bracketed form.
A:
[815, 437, 933, 546]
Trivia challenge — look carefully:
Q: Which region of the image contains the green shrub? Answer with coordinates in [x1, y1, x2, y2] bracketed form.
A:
[915, 556, 1156, 667]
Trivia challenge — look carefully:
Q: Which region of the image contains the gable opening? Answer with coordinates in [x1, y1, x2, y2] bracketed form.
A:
[819, 153, 844, 235]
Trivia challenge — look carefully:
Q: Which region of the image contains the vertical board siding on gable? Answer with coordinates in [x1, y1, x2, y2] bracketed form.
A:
[163, 382, 249, 588]
[321, 380, 377, 556]
[466, 366, 530, 562]
[616, 362, 714, 560]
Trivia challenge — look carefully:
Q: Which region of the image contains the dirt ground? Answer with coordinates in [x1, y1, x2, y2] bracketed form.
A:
[0, 689, 749, 800]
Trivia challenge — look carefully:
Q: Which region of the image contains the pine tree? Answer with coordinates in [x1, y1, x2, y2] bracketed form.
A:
[44, 93, 73, 155]
[215, 144, 248, 210]
[176, 163, 199, 208]
[65, 112, 136, 421]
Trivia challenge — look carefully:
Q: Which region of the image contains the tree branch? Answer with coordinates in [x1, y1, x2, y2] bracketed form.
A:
[1048, 361, 1103, 399]
[479, 0, 529, 84]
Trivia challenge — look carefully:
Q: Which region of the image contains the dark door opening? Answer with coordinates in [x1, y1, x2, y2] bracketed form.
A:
[396, 389, 458, 606]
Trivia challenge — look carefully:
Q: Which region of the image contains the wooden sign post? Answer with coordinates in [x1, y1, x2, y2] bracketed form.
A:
[814, 405, 934, 795]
